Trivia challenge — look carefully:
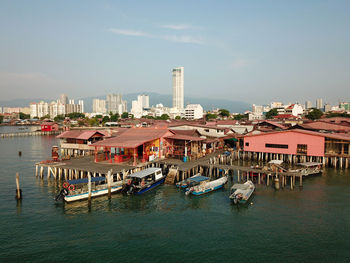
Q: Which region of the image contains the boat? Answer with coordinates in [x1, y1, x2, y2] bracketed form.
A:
[185, 175, 228, 196]
[292, 162, 323, 176]
[122, 168, 166, 195]
[55, 176, 123, 203]
[176, 173, 201, 188]
[229, 180, 255, 204]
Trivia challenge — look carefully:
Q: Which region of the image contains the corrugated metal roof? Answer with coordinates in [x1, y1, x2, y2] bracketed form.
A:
[56, 130, 106, 140]
[92, 128, 172, 148]
[165, 134, 205, 141]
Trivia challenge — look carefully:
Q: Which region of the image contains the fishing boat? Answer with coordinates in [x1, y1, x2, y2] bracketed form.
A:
[176, 173, 201, 188]
[122, 168, 166, 195]
[292, 162, 323, 176]
[229, 180, 255, 204]
[55, 176, 123, 203]
[185, 176, 228, 196]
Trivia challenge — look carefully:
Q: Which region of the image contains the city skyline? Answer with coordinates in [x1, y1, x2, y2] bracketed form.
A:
[0, 1, 349, 105]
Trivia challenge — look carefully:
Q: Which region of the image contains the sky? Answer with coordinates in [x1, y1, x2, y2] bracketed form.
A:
[0, 0, 349, 106]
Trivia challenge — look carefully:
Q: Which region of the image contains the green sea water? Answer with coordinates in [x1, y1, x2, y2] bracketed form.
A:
[1, 130, 350, 262]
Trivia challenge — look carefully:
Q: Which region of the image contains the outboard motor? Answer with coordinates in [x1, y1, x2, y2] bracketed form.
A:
[55, 188, 68, 201]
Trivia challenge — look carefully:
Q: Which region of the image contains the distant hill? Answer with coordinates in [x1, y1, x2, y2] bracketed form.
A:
[0, 92, 251, 113]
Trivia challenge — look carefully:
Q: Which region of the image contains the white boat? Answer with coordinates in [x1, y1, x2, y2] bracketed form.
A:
[229, 180, 255, 204]
[185, 176, 228, 196]
[55, 177, 123, 203]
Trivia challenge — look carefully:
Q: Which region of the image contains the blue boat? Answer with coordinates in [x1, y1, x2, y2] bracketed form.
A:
[122, 168, 166, 195]
[176, 173, 202, 188]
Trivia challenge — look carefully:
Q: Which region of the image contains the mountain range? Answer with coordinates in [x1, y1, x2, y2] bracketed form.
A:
[0, 92, 251, 113]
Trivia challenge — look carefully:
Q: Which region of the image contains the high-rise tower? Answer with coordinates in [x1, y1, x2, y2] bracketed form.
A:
[172, 67, 184, 109]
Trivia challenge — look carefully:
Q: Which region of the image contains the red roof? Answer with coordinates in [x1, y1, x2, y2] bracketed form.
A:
[92, 128, 173, 148]
[170, 129, 201, 137]
[296, 121, 350, 132]
[165, 134, 205, 141]
[273, 114, 296, 119]
[257, 120, 286, 129]
[56, 130, 106, 140]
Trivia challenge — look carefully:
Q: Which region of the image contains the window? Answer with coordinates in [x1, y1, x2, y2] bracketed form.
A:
[265, 143, 288, 149]
[204, 129, 209, 132]
[297, 144, 307, 154]
[245, 142, 249, 146]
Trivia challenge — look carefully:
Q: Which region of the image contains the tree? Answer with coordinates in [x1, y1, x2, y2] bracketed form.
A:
[66, 112, 85, 119]
[77, 119, 85, 126]
[89, 118, 98, 126]
[234, 114, 248, 120]
[218, 109, 230, 118]
[54, 115, 65, 122]
[102, 116, 110, 123]
[326, 112, 350, 118]
[19, 112, 30, 119]
[206, 113, 217, 120]
[159, 114, 169, 120]
[110, 113, 120, 122]
[95, 114, 103, 119]
[121, 112, 129, 119]
[175, 116, 181, 120]
[306, 108, 323, 120]
[265, 108, 278, 119]
[40, 114, 50, 120]
[0, 115, 3, 123]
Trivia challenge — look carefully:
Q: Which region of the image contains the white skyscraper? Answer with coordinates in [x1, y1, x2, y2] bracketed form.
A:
[172, 67, 184, 109]
[92, 99, 106, 114]
[316, 98, 323, 110]
[106, 94, 127, 114]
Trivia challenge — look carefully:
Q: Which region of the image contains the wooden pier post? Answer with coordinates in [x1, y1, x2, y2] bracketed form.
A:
[40, 166, 44, 178]
[258, 173, 261, 185]
[267, 174, 269, 186]
[35, 165, 38, 177]
[107, 170, 112, 199]
[299, 175, 303, 187]
[88, 172, 92, 202]
[237, 170, 240, 182]
[16, 172, 22, 200]
[290, 176, 293, 190]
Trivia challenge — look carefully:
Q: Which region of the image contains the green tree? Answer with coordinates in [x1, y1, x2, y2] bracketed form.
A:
[102, 116, 111, 123]
[0, 115, 3, 123]
[218, 109, 230, 118]
[206, 113, 217, 120]
[89, 118, 98, 126]
[265, 108, 278, 119]
[66, 112, 85, 119]
[234, 114, 248, 120]
[326, 112, 350, 118]
[40, 114, 50, 120]
[175, 116, 181, 120]
[54, 114, 65, 122]
[306, 108, 323, 120]
[160, 114, 169, 120]
[19, 112, 30, 119]
[77, 120, 85, 126]
[95, 114, 103, 119]
[110, 113, 120, 122]
[121, 112, 129, 119]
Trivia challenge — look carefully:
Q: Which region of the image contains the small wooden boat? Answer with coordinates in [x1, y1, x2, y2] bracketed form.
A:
[176, 173, 201, 188]
[229, 180, 255, 204]
[122, 168, 166, 195]
[295, 162, 322, 176]
[185, 176, 228, 196]
[55, 176, 123, 203]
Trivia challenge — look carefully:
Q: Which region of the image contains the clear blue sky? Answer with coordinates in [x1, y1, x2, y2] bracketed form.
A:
[0, 0, 349, 105]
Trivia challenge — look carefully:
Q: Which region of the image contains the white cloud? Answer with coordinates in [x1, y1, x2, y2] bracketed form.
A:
[160, 24, 190, 30]
[107, 27, 204, 44]
[107, 28, 148, 37]
[162, 35, 204, 44]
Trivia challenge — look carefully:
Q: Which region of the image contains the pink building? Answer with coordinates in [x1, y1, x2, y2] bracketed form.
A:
[244, 129, 350, 157]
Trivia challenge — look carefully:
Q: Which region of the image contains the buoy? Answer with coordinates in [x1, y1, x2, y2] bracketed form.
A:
[274, 177, 280, 190]
[18, 151, 22, 157]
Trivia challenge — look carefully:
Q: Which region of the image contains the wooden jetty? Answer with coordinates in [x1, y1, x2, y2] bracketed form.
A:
[1, 131, 60, 138]
[35, 149, 308, 191]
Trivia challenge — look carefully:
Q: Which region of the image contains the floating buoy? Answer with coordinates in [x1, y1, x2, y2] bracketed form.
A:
[18, 151, 22, 157]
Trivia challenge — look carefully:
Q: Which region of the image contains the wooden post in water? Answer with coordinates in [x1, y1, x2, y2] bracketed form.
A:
[107, 170, 112, 199]
[299, 175, 303, 187]
[258, 173, 261, 185]
[237, 170, 240, 182]
[88, 172, 92, 202]
[35, 165, 38, 177]
[16, 172, 22, 200]
[290, 176, 293, 190]
[267, 174, 269, 186]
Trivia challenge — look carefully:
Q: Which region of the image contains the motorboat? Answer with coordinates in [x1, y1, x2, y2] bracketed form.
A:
[185, 176, 228, 196]
[229, 180, 255, 204]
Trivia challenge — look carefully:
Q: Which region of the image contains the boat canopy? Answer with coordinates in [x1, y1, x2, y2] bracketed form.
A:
[297, 162, 322, 167]
[129, 168, 161, 179]
[231, 183, 250, 190]
[189, 175, 209, 183]
[67, 176, 106, 185]
[268, 160, 284, 165]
